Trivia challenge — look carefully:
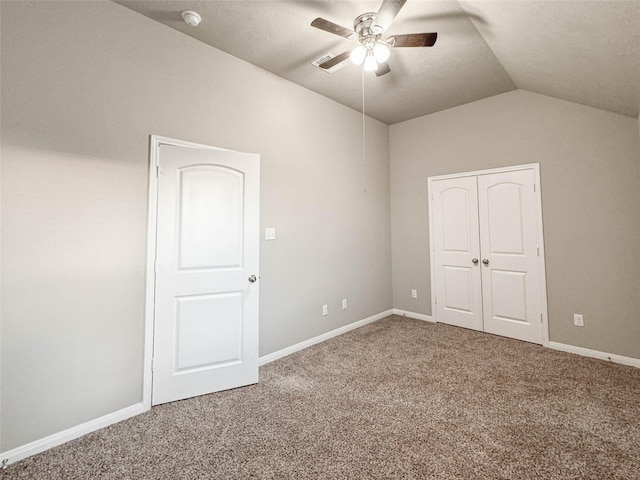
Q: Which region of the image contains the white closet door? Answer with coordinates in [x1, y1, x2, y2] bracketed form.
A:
[431, 176, 484, 331]
[477, 169, 543, 344]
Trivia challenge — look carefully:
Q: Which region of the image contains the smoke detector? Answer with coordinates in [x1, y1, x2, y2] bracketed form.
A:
[181, 10, 201, 27]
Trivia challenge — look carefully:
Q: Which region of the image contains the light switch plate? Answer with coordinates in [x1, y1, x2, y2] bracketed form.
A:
[265, 227, 276, 240]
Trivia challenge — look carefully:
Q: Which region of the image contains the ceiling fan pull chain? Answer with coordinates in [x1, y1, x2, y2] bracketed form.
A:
[362, 65, 367, 193]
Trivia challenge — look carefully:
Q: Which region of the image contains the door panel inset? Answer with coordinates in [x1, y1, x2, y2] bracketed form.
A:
[486, 183, 525, 255]
[175, 292, 243, 372]
[441, 188, 473, 253]
[179, 166, 244, 270]
[443, 266, 474, 313]
[490, 271, 527, 323]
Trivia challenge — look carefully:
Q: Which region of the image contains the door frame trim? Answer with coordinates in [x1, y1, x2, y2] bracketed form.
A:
[144, 135, 240, 409]
[427, 163, 550, 345]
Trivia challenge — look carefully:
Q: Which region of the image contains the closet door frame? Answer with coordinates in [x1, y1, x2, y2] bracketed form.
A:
[427, 163, 550, 346]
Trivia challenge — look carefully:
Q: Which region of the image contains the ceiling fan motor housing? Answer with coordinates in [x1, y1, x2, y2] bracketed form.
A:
[354, 13, 382, 44]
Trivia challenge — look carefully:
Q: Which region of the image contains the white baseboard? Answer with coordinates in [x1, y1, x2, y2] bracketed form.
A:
[259, 309, 394, 366]
[6, 320, 636, 468]
[392, 309, 434, 322]
[546, 341, 640, 369]
[3, 309, 396, 466]
[0, 402, 148, 467]
[391, 314, 639, 370]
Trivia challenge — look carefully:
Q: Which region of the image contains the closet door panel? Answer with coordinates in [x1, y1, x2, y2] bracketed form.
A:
[431, 177, 483, 331]
[477, 170, 543, 344]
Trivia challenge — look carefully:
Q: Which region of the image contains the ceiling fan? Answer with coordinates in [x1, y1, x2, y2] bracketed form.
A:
[311, 0, 437, 77]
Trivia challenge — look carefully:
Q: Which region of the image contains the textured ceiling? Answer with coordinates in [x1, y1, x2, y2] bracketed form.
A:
[115, 0, 640, 125]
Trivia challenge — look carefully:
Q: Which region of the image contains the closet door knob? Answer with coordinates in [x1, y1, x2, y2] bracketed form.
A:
[482, 259, 489, 265]
[472, 258, 479, 265]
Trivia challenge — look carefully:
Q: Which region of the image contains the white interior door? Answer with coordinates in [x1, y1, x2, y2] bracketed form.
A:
[152, 144, 260, 406]
[478, 169, 543, 344]
[431, 176, 484, 331]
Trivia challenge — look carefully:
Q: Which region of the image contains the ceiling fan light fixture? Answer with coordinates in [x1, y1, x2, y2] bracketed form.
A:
[373, 42, 390, 63]
[349, 45, 367, 65]
[363, 54, 378, 72]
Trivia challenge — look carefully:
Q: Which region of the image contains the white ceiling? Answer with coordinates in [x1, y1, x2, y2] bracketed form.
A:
[116, 0, 640, 125]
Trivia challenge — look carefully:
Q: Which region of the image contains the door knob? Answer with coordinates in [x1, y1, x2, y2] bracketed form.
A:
[248, 275, 257, 283]
[472, 258, 479, 265]
[482, 259, 489, 265]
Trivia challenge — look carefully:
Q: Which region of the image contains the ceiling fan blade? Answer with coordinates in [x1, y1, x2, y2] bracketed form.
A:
[375, 62, 391, 77]
[311, 18, 356, 39]
[373, 0, 407, 33]
[389, 32, 438, 47]
[318, 51, 351, 70]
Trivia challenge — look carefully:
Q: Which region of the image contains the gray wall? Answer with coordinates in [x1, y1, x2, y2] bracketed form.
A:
[0, 1, 392, 451]
[390, 89, 640, 359]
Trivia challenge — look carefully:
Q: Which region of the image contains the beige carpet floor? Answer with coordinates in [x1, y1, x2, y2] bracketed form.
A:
[4, 315, 640, 479]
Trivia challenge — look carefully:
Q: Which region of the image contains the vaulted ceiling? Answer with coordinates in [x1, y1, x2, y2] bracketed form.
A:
[116, 0, 640, 125]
